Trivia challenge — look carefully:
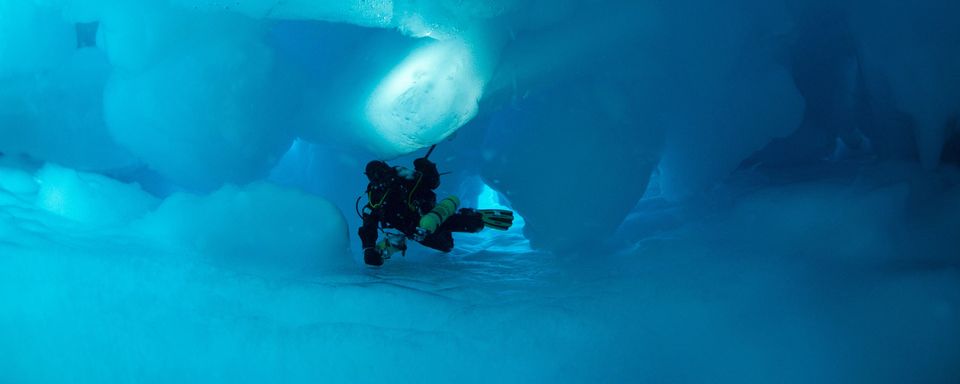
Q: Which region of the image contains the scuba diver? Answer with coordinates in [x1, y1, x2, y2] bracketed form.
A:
[357, 145, 515, 266]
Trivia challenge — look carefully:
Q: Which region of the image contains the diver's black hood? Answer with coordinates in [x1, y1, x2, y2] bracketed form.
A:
[365, 160, 393, 182]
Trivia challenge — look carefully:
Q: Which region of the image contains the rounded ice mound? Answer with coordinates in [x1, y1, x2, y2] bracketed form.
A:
[138, 182, 351, 274]
[481, 79, 663, 252]
[103, 37, 295, 191]
[96, 2, 211, 73]
[0, 166, 39, 198]
[0, 49, 137, 171]
[35, 164, 160, 227]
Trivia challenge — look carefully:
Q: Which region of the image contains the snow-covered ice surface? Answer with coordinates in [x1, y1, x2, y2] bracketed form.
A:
[2, 160, 958, 383]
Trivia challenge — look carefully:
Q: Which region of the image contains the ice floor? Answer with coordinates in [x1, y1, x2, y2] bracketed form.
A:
[2, 162, 959, 383]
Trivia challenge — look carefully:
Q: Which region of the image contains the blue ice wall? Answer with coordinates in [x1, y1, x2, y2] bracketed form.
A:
[4, 0, 959, 248]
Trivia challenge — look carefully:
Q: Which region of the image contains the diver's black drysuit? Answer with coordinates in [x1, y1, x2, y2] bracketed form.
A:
[359, 158, 483, 266]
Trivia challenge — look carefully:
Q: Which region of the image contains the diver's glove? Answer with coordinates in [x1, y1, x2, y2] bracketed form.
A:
[478, 209, 514, 231]
[363, 247, 384, 266]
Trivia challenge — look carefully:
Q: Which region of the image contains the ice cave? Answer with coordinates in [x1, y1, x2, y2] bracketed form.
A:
[1, 0, 959, 382]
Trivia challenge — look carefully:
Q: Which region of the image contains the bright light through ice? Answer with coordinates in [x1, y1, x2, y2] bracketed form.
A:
[366, 39, 484, 156]
[477, 183, 506, 210]
[458, 182, 530, 253]
[477, 182, 526, 229]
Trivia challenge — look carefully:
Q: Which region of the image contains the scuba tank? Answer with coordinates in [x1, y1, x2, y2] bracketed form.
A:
[416, 196, 459, 239]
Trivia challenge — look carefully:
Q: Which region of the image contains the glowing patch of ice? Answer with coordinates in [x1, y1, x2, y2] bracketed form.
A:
[365, 39, 483, 156]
